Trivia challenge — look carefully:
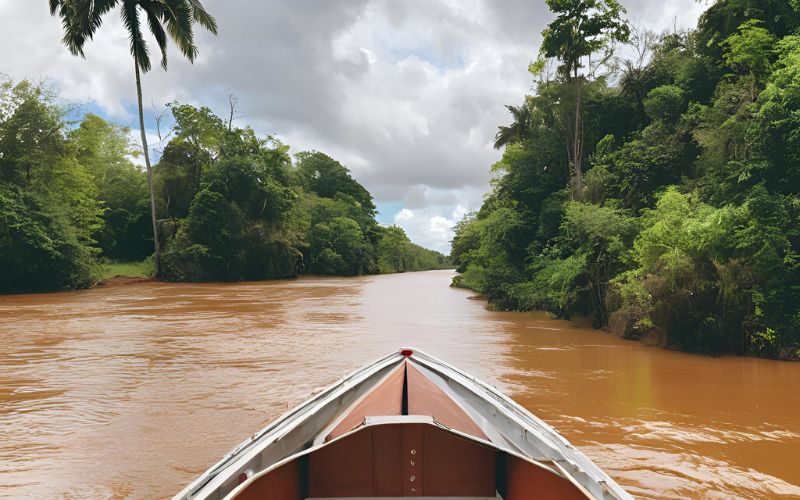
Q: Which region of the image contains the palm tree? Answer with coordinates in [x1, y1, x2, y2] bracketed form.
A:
[50, 0, 217, 275]
[493, 104, 532, 150]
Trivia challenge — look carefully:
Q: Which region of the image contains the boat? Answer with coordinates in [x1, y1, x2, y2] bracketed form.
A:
[175, 348, 632, 500]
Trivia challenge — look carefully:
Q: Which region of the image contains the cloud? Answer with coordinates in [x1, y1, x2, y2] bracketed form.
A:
[0, 0, 706, 252]
[625, 0, 709, 31]
[393, 205, 468, 254]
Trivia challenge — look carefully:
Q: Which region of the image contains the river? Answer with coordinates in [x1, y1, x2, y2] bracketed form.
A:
[0, 270, 798, 499]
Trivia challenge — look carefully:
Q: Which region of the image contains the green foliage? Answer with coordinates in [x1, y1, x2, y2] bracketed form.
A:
[309, 216, 365, 276]
[157, 109, 313, 281]
[508, 252, 587, 316]
[540, 0, 630, 78]
[0, 77, 103, 291]
[205, 156, 296, 222]
[507, 202, 637, 321]
[162, 189, 244, 281]
[453, 0, 800, 359]
[70, 113, 151, 260]
[607, 189, 791, 354]
[154, 102, 256, 219]
[376, 226, 450, 274]
[295, 151, 376, 215]
[153, 104, 446, 281]
[756, 35, 800, 195]
[0, 182, 98, 291]
[697, 0, 799, 63]
[644, 85, 686, 123]
[722, 20, 776, 76]
[450, 207, 527, 306]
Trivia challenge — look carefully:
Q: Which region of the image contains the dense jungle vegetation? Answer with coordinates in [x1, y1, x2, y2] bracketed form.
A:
[0, 79, 448, 292]
[452, 0, 800, 359]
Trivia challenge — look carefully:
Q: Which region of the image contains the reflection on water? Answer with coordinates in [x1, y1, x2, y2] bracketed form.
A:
[0, 270, 798, 498]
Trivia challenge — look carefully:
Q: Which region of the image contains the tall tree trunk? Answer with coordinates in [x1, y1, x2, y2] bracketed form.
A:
[135, 55, 161, 275]
[573, 66, 584, 199]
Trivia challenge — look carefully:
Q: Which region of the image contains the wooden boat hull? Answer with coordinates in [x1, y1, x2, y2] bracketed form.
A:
[175, 349, 631, 500]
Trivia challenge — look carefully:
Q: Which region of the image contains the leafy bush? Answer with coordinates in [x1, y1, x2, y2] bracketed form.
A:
[0, 183, 98, 291]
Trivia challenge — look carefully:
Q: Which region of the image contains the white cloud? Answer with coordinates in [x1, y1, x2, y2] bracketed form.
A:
[395, 208, 415, 222]
[394, 207, 455, 254]
[626, 0, 708, 32]
[392, 202, 472, 254]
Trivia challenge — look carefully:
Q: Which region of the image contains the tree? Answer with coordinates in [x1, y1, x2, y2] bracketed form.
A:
[50, 0, 218, 275]
[758, 35, 800, 195]
[618, 26, 659, 126]
[168, 102, 226, 192]
[643, 85, 686, 123]
[295, 151, 376, 216]
[540, 0, 629, 197]
[70, 114, 151, 259]
[0, 78, 103, 291]
[494, 104, 532, 149]
[722, 20, 776, 78]
[309, 216, 365, 276]
[0, 183, 97, 291]
[375, 225, 448, 273]
[161, 188, 241, 281]
[722, 20, 776, 102]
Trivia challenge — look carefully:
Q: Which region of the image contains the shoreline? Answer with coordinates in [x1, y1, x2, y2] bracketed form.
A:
[454, 285, 799, 363]
[92, 267, 457, 289]
[95, 275, 161, 287]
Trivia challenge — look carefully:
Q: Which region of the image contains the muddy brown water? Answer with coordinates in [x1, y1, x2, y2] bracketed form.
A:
[1, 270, 798, 499]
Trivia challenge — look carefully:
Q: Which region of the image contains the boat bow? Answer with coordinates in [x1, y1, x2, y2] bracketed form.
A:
[175, 349, 632, 500]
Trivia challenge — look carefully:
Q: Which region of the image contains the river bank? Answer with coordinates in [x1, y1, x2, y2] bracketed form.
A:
[35, 258, 454, 291]
[93, 269, 457, 289]
[95, 275, 160, 287]
[452, 280, 800, 363]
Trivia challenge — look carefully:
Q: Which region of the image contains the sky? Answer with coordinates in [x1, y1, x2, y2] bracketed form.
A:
[0, 0, 707, 253]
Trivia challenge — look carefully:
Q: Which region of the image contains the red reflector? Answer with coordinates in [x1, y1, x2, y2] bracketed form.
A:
[238, 472, 248, 484]
[401, 349, 414, 357]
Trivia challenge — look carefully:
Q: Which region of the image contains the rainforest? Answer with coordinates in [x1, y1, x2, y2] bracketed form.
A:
[0, 83, 449, 291]
[451, 0, 800, 360]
